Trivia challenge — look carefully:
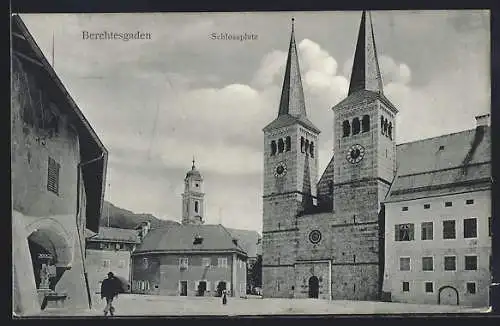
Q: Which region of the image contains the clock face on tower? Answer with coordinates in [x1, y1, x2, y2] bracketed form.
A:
[274, 162, 287, 178]
[346, 144, 366, 164]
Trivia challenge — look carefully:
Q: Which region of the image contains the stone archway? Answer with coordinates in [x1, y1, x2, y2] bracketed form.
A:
[308, 276, 319, 298]
[438, 285, 459, 306]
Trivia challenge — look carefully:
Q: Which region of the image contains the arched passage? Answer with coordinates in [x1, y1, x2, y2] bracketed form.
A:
[308, 276, 319, 298]
[438, 285, 459, 305]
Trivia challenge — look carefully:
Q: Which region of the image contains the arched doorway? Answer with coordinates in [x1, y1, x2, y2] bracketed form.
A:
[308, 276, 319, 298]
[438, 286, 459, 305]
[216, 281, 227, 297]
[27, 227, 72, 293]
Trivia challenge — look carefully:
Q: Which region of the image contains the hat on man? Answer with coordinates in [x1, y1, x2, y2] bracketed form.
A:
[108, 272, 114, 277]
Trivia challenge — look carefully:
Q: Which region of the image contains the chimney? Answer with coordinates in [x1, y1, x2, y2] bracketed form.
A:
[475, 113, 490, 128]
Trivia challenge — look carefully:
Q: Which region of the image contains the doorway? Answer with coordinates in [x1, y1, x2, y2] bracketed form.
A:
[180, 281, 188, 296]
[197, 281, 207, 296]
[308, 276, 319, 298]
[438, 286, 459, 305]
[216, 281, 227, 297]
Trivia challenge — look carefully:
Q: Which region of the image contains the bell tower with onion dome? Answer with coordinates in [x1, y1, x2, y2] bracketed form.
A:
[182, 157, 205, 225]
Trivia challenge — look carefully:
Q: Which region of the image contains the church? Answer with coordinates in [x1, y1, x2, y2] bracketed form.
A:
[261, 10, 491, 303]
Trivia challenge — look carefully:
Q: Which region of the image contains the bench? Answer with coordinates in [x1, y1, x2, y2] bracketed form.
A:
[41, 293, 67, 310]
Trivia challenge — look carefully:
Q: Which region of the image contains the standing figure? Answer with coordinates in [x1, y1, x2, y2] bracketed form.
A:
[101, 272, 121, 316]
[222, 289, 227, 305]
[39, 263, 50, 289]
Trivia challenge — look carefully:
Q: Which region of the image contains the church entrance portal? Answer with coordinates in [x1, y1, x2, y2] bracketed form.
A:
[308, 276, 319, 298]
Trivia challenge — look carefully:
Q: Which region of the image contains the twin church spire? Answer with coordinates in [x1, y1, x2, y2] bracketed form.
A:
[277, 11, 383, 121]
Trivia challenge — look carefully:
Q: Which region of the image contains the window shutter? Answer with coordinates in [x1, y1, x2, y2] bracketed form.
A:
[409, 224, 415, 240]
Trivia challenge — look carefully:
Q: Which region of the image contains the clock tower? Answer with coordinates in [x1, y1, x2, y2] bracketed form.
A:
[261, 18, 321, 298]
[182, 158, 205, 225]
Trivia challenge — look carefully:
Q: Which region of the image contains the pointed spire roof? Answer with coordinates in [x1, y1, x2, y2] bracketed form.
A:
[278, 18, 307, 118]
[348, 11, 384, 96]
[186, 156, 202, 179]
[263, 19, 320, 134]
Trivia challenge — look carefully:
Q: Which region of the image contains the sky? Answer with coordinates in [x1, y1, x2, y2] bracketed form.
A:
[19, 10, 490, 233]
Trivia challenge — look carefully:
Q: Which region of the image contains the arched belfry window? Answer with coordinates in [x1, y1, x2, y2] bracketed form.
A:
[381, 116, 384, 135]
[285, 136, 291, 152]
[305, 139, 310, 154]
[278, 138, 284, 153]
[270, 140, 277, 156]
[362, 115, 370, 133]
[342, 120, 350, 137]
[309, 142, 314, 158]
[301, 137, 305, 153]
[195, 201, 199, 213]
[352, 117, 361, 135]
[383, 119, 388, 135]
[388, 122, 393, 140]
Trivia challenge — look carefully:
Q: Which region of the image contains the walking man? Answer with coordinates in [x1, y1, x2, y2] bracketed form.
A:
[101, 272, 121, 316]
[222, 289, 228, 305]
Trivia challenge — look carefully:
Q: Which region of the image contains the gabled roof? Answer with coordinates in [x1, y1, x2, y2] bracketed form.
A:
[263, 114, 321, 134]
[88, 227, 141, 244]
[133, 224, 247, 256]
[385, 126, 491, 203]
[332, 89, 398, 114]
[226, 228, 261, 258]
[11, 15, 108, 233]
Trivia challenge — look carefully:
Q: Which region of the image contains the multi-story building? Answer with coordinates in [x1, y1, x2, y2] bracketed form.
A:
[85, 226, 143, 300]
[383, 115, 492, 307]
[130, 161, 248, 297]
[11, 15, 108, 315]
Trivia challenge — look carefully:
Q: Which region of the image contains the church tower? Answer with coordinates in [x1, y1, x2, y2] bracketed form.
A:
[331, 11, 398, 299]
[262, 18, 321, 298]
[182, 158, 205, 225]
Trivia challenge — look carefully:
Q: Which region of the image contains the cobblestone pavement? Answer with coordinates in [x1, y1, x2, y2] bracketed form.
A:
[27, 294, 489, 317]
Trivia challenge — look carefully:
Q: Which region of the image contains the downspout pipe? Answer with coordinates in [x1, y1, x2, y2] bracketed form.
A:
[76, 152, 105, 309]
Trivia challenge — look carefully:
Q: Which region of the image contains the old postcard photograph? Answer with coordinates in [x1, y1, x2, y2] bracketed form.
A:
[10, 10, 493, 317]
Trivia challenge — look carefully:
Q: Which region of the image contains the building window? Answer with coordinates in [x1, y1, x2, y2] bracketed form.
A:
[489, 217, 492, 236]
[424, 204, 430, 209]
[115, 243, 121, 250]
[195, 201, 199, 214]
[399, 257, 411, 271]
[362, 115, 370, 132]
[422, 257, 433, 271]
[99, 243, 105, 249]
[425, 282, 433, 293]
[383, 119, 388, 135]
[388, 122, 393, 139]
[179, 257, 189, 269]
[395, 224, 414, 241]
[466, 199, 474, 205]
[118, 260, 125, 268]
[301, 137, 305, 153]
[402, 281, 410, 292]
[402, 206, 408, 211]
[47, 157, 60, 195]
[102, 259, 110, 268]
[342, 120, 350, 137]
[305, 139, 310, 154]
[465, 256, 477, 271]
[445, 201, 452, 207]
[278, 138, 285, 153]
[202, 258, 211, 267]
[285, 136, 291, 152]
[309, 141, 314, 157]
[218, 257, 228, 268]
[444, 256, 456, 271]
[464, 218, 477, 238]
[421, 222, 433, 240]
[466, 282, 476, 294]
[270, 141, 277, 156]
[352, 117, 361, 135]
[380, 116, 384, 135]
[443, 220, 456, 239]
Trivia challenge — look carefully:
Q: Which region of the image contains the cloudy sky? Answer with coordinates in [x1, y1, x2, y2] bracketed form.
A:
[19, 10, 490, 232]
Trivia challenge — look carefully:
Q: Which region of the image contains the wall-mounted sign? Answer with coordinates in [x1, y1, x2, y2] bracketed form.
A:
[38, 253, 53, 260]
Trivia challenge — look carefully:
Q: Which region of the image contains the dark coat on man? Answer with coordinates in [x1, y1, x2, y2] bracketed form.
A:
[101, 276, 121, 299]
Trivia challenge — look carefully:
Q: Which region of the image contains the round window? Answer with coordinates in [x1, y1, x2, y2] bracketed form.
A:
[309, 230, 322, 244]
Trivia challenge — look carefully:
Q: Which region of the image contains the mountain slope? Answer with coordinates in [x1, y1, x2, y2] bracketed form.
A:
[99, 201, 179, 230]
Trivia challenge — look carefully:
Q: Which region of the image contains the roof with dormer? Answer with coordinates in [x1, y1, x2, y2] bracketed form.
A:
[133, 224, 247, 257]
[384, 126, 491, 203]
[263, 18, 320, 134]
